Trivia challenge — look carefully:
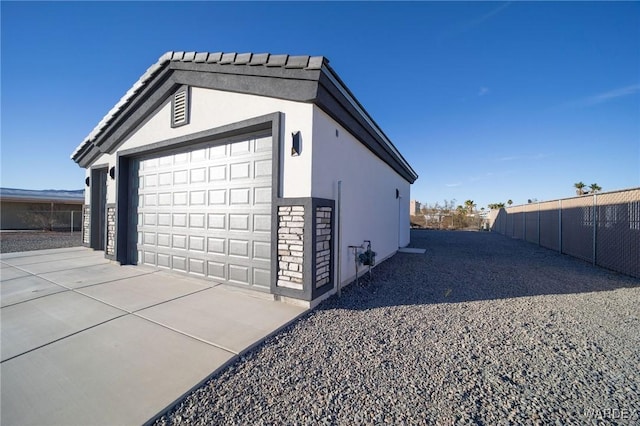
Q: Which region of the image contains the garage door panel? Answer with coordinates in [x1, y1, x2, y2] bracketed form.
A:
[207, 214, 225, 230]
[255, 136, 271, 152]
[207, 237, 226, 254]
[229, 188, 250, 205]
[253, 268, 271, 287]
[228, 264, 249, 284]
[172, 235, 187, 249]
[254, 187, 271, 204]
[207, 261, 226, 280]
[189, 258, 206, 275]
[208, 189, 227, 205]
[228, 239, 249, 258]
[189, 213, 206, 228]
[172, 214, 187, 227]
[135, 134, 273, 289]
[172, 256, 187, 272]
[157, 233, 170, 247]
[189, 236, 206, 252]
[230, 140, 250, 156]
[230, 162, 251, 180]
[190, 167, 207, 183]
[228, 214, 249, 231]
[253, 214, 271, 232]
[253, 241, 271, 261]
[209, 165, 226, 181]
[158, 213, 171, 227]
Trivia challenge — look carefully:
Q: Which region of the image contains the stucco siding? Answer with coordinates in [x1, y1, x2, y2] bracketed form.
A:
[110, 87, 314, 199]
[311, 106, 411, 286]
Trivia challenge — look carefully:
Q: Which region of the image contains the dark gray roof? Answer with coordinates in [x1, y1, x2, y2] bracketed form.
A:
[71, 51, 418, 183]
[0, 188, 84, 203]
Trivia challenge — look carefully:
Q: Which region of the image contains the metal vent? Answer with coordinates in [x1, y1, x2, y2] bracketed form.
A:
[173, 91, 187, 124]
[171, 87, 189, 127]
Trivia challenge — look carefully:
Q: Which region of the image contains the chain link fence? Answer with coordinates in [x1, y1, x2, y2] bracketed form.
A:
[5, 210, 83, 232]
[491, 188, 640, 278]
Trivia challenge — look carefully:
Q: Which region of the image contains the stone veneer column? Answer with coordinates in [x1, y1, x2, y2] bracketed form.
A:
[315, 206, 332, 289]
[277, 205, 304, 290]
[82, 205, 91, 245]
[106, 205, 116, 256]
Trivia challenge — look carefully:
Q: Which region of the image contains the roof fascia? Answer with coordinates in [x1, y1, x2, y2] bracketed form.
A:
[171, 67, 319, 102]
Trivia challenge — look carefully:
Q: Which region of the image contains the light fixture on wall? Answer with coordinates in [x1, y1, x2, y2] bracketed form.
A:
[109, 166, 116, 180]
[85, 177, 90, 187]
[291, 131, 301, 156]
[396, 189, 400, 199]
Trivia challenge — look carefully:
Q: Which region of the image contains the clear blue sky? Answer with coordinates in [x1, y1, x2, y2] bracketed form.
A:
[2, 1, 639, 209]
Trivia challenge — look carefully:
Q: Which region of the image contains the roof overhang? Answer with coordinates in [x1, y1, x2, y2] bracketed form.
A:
[71, 51, 418, 183]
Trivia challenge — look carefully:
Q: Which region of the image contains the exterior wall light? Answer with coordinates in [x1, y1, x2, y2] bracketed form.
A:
[291, 131, 301, 156]
[85, 177, 90, 187]
[109, 166, 116, 180]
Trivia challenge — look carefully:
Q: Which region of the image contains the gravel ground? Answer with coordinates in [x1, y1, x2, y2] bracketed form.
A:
[156, 230, 640, 425]
[0, 231, 82, 253]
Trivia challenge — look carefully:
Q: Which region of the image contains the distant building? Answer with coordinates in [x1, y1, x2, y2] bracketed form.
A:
[410, 200, 421, 215]
[0, 188, 84, 230]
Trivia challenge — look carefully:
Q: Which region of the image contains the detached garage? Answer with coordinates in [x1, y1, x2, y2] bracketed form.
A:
[71, 51, 418, 306]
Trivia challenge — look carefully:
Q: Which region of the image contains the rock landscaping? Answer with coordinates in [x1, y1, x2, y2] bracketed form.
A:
[153, 230, 638, 424]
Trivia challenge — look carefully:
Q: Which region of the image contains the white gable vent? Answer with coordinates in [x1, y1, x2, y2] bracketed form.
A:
[171, 86, 190, 128]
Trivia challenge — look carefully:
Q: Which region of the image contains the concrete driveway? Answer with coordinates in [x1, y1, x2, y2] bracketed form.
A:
[1, 247, 307, 425]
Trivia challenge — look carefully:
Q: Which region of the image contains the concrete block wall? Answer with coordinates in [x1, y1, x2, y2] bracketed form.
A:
[277, 205, 305, 290]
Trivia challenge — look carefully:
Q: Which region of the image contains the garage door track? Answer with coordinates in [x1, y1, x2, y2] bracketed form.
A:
[0, 247, 307, 425]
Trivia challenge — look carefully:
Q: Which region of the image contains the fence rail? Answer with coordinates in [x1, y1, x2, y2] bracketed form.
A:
[491, 188, 640, 278]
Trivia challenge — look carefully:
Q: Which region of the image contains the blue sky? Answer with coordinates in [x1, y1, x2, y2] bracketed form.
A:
[1, 1, 639, 209]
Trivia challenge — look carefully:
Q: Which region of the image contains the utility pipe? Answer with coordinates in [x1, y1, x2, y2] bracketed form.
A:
[336, 180, 342, 297]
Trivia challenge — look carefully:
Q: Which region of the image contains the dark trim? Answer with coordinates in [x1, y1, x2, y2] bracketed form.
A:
[89, 165, 108, 251]
[119, 113, 278, 158]
[310, 197, 335, 301]
[271, 197, 335, 302]
[115, 156, 131, 264]
[171, 69, 318, 103]
[78, 146, 104, 169]
[169, 61, 321, 82]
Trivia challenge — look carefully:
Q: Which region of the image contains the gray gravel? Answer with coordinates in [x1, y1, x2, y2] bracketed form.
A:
[155, 230, 640, 425]
[0, 231, 82, 253]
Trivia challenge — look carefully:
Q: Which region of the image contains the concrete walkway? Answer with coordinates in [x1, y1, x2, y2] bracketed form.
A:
[0, 247, 307, 426]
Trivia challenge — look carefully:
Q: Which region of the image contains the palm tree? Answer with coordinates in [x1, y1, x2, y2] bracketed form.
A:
[464, 199, 475, 214]
[574, 182, 586, 196]
[507, 199, 513, 206]
[589, 183, 602, 194]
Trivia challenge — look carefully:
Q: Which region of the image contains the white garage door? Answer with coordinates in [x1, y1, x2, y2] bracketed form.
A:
[134, 134, 273, 289]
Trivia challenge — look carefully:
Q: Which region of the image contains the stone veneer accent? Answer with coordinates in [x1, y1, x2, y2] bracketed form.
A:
[277, 205, 304, 290]
[106, 205, 116, 256]
[82, 205, 91, 245]
[315, 206, 332, 289]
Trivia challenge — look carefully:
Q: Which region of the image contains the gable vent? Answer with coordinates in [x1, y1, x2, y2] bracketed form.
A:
[171, 87, 190, 127]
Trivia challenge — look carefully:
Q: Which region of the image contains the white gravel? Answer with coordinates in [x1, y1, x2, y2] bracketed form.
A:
[155, 230, 640, 425]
